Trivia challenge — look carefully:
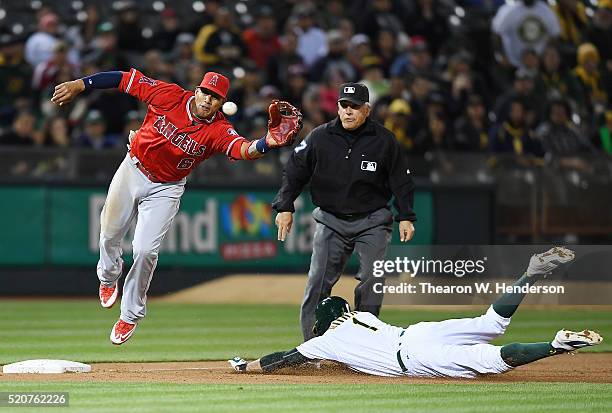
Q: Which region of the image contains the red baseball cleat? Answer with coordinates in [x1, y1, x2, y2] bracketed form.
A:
[110, 319, 137, 345]
[99, 282, 118, 308]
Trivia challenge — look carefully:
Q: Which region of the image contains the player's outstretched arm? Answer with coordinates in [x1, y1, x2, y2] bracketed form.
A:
[51, 71, 123, 106]
[229, 348, 310, 373]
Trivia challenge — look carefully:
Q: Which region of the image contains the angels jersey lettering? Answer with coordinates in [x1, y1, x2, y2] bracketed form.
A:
[119, 68, 246, 182]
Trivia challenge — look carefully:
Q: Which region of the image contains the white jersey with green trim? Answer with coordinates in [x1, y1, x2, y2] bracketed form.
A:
[296, 311, 405, 377]
[297, 306, 513, 378]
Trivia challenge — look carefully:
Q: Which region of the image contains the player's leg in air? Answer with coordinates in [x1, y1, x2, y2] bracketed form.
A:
[401, 247, 603, 378]
[110, 181, 185, 344]
[97, 157, 139, 309]
[494, 247, 602, 368]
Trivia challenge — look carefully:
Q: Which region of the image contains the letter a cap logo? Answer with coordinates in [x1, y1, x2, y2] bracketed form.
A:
[199, 72, 230, 99]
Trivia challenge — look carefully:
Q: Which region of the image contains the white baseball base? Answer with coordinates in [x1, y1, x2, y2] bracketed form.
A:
[2, 359, 91, 374]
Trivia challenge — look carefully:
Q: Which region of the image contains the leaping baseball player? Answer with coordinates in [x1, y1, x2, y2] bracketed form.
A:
[51, 69, 302, 344]
[229, 247, 603, 378]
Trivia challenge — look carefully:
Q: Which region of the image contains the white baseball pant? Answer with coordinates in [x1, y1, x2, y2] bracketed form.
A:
[399, 306, 513, 378]
[97, 153, 185, 323]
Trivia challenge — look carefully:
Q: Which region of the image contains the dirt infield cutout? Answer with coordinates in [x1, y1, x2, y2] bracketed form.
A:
[1, 354, 610, 384]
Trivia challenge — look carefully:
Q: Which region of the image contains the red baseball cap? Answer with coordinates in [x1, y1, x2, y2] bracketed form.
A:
[199, 72, 230, 99]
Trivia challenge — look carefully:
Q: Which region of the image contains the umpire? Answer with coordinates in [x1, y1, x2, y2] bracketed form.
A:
[272, 82, 417, 340]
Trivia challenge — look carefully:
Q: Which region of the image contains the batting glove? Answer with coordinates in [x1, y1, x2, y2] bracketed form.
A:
[228, 356, 247, 372]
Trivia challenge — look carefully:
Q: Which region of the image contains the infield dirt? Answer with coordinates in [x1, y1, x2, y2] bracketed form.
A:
[1, 354, 611, 384]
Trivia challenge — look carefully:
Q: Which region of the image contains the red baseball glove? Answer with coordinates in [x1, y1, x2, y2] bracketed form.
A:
[265, 100, 303, 148]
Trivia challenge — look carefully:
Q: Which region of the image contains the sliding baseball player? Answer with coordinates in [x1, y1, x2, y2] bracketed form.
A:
[230, 247, 603, 377]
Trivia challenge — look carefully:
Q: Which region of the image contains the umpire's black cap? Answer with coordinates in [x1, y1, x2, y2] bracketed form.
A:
[338, 83, 369, 106]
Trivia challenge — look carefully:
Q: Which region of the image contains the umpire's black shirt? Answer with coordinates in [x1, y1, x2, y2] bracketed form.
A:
[272, 117, 417, 222]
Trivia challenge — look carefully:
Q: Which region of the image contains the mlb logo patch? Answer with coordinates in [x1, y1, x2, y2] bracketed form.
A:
[227, 128, 238, 136]
[344, 86, 355, 94]
[361, 161, 377, 172]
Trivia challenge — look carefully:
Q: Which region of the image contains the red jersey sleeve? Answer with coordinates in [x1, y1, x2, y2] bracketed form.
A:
[119, 68, 185, 111]
[211, 122, 249, 160]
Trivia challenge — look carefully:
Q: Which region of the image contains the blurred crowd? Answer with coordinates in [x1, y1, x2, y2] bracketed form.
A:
[0, 0, 611, 166]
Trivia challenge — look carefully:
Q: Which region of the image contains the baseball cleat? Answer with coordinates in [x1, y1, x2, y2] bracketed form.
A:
[110, 319, 137, 345]
[526, 246, 575, 277]
[99, 282, 118, 308]
[551, 329, 603, 351]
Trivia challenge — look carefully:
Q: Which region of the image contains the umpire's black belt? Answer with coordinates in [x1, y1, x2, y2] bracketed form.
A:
[326, 210, 372, 221]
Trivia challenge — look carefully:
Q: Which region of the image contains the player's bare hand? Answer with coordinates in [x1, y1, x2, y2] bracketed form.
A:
[399, 220, 414, 242]
[275, 212, 293, 241]
[51, 79, 85, 106]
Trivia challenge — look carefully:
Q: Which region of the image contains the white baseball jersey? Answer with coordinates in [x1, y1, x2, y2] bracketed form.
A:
[297, 306, 513, 378]
[297, 311, 405, 376]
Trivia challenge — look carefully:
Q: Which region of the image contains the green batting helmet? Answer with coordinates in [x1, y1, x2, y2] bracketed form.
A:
[312, 296, 351, 336]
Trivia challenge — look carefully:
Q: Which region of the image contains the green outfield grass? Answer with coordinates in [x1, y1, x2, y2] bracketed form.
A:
[0, 382, 611, 413]
[0, 301, 610, 364]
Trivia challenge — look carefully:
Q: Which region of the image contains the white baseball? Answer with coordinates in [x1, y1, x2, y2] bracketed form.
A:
[222, 101, 238, 116]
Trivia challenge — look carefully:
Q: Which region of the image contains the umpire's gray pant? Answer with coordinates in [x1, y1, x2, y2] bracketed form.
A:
[301, 207, 393, 340]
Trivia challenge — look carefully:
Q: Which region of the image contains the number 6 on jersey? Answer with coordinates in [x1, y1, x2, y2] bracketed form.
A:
[177, 158, 195, 169]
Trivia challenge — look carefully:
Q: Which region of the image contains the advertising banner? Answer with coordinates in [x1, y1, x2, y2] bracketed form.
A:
[0, 187, 433, 268]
